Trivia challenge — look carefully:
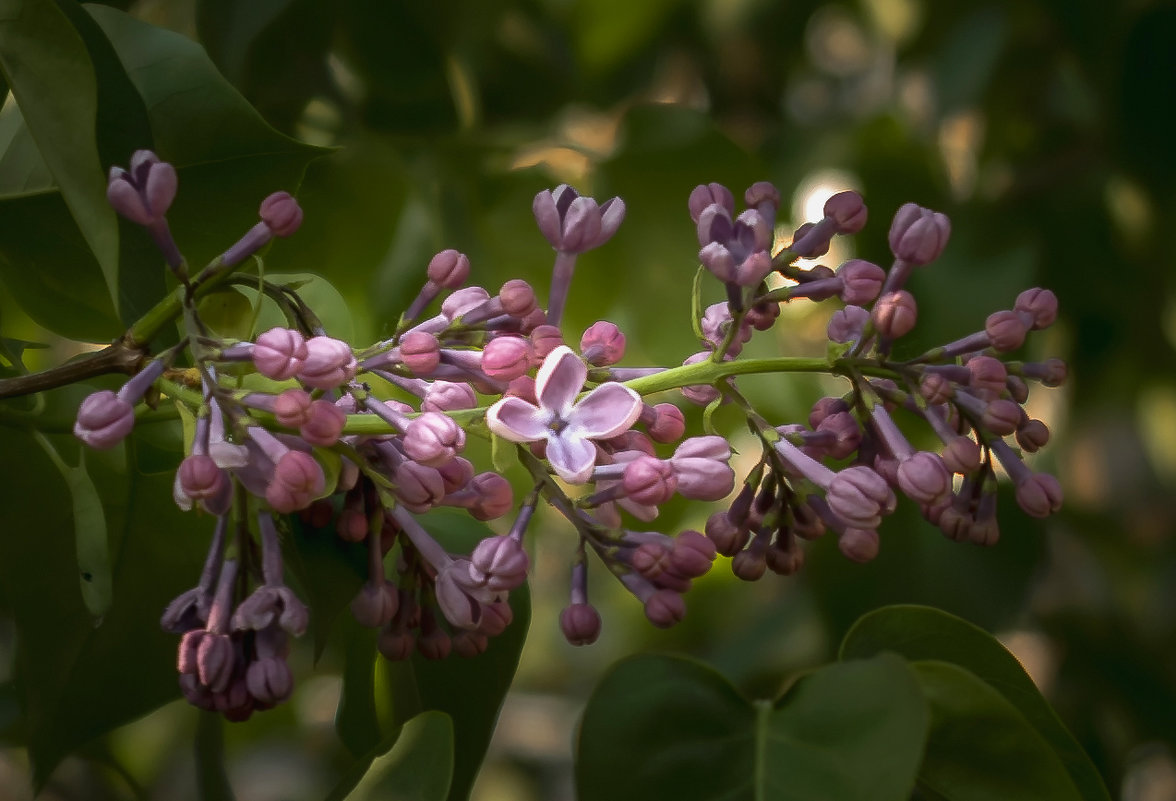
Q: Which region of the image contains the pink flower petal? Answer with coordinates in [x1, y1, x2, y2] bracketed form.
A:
[485, 397, 550, 442]
[546, 433, 598, 484]
[567, 382, 641, 439]
[535, 345, 585, 417]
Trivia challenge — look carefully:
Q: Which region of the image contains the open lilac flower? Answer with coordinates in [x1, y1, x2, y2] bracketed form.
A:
[485, 345, 641, 483]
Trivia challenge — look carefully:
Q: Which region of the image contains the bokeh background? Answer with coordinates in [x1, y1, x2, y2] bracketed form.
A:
[3, 0, 1176, 798]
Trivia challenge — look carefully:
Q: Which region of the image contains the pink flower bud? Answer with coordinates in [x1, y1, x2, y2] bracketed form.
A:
[941, 436, 981, 474]
[580, 321, 626, 366]
[351, 580, 399, 628]
[530, 324, 564, 359]
[437, 457, 475, 495]
[196, 632, 234, 693]
[985, 310, 1028, 351]
[731, 547, 767, 581]
[643, 589, 686, 628]
[560, 603, 602, 645]
[622, 456, 678, 506]
[981, 399, 1022, 436]
[670, 530, 716, 578]
[427, 249, 471, 289]
[838, 528, 880, 563]
[467, 472, 514, 521]
[434, 562, 486, 630]
[505, 374, 538, 404]
[815, 411, 862, 460]
[378, 626, 415, 661]
[178, 454, 230, 509]
[920, 373, 953, 404]
[482, 335, 533, 381]
[403, 412, 466, 466]
[670, 436, 736, 501]
[300, 399, 346, 446]
[266, 451, 325, 513]
[825, 466, 896, 529]
[1014, 288, 1058, 329]
[1015, 473, 1063, 518]
[680, 351, 721, 406]
[74, 390, 135, 449]
[471, 536, 529, 592]
[106, 150, 177, 225]
[837, 259, 885, 305]
[336, 507, 369, 542]
[897, 451, 952, 504]
[423, 380, 477, 413]
[1016, 419, 1050, 453]
[745, 298, 781, 331]
[888, 203, 950, 265]
[809, 396, 849, 428]
[499, 279, 536, 317]
[273, 388, 313, 428]
[478, 600, 513, 636]
[967, 356, 1008, 400]
[259, 191, 303, 237]
[246, 657, 293, 705]
[252, 328, 308, 381]
[648, 403, 686, 443]
[400, 331, 440, 375]
[744, 180, 780, 210]
[827, 305, 869, 343]
[297, 336, 356, 389]
[704, 511, 748, 556]
[393, 461, 446, 509]
[442, 286, 491, 320]
[871, 291, 917, 338]
[417, 625, 453, 660]
[824, 191, 867, 234]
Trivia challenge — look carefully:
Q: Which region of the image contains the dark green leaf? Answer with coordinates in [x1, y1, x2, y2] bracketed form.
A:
[195, 711, 236, 801]
[285, 513, 367, 659]
[840, 604, 1111, 801]
[345, 711, 454, 801]
[576, 652, 928, 801]
[335, 620, 382, 758]
[384, 509, 530, 801]
[0, 0, 119, 304]
[911, 660, 1084, 801]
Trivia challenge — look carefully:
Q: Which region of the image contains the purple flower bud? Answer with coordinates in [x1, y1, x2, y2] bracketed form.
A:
[106, 150, 177, 225]
[499, 279, 537, 317]
[253, 328, 308, 381]
[477, 599, 513, 636]
[745, 181, 781, 212]
[647, 403, 686, 443]
[470, 535, 529, 592]
[827, 305, 870, 343]
[941, 435, 982, 474]
[985, 310, 1028, 351]
[393, 461, 446, 510]
[815, 411, 862, 460]
[1016, 419, 1050, 452]
[437, 456, 475, 495]
[427, 249, 471, 289]
[688, 183, 735, 223]
[622, 456, 678, 506]
[1015, 472, 1063, 518]
[273, 388, 313, 428]
[838, 528, 879, 563]
[920, 373, 953, 405]
[259, 192, 303, 237]
[967, 356, 1008, 400]
[888, 203, 951, 265]
[74, 390, 135, 449]
[378, 625, 415, 661]
[300, 399, 346, 447]
[580, 321, 626, 366]
[824, 191, 867, 234]
[670, 436, 735, 501]
[467, 473, 514, 521]
[297, 336, 356, 389]
[731, 546, 767, 581]
[442, 286, 491, 320]
[670, 530, 716, 578]
[434, 562, 486, 630]
[560, 603, 602, 646]
[896, 451, 952, 504]
[704, 511, 748, 556]
[400, 331, 441, 375]
[1014, 288, 1058, 329]
[177, 454, 231, 513]
[809, 396, 850, 428]
[529, 324, 564, 359]
[680, 351, 721, 406]
[745, 298, 781, 331]
[825, 466, 896, 529]
[266, 451, 325, 513]
[422, 380, 477, 413]
[482, 335, 533, 381]
[417, 623, 453, 660]
[981, 399, 1022, 436]
[451, 629, 490, 658]
[871, 291, 918, 338]
[643, 589, 685, 628]
[246, 656, 293, 706]
[403, 412, 466, 466]
[351, 580, 399, 628]
[533, 185, 625, 254]
[837, 259, 885, 305]
[196, 632, 234, 693]
[1021, 358, 1067, 387]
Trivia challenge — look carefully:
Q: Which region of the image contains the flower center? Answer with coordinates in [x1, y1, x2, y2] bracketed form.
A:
[548, 415, 568, 435]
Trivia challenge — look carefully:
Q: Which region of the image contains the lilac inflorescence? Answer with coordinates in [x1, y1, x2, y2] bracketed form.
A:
[76, 152, 1068, 720]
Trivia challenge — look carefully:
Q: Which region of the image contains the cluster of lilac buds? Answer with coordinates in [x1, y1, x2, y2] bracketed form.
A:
[75, 150, 1067, 718]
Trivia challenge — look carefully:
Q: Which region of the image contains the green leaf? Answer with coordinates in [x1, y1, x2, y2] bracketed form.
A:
[195, 711, 236, 801]
[575, 652, 928, 801]
[344, 711, 454, 801]
[0, 0, 119, 305]
[0, 427, 213, 787]
[32, 435, 113, 619]
[285, 513, 367, 660]
[335, 620, 383, 758]
[840, 604, 1111, 801]
[384, 509, 530, 801]
[197, 287, 255, 341]
[911, 661, 1084, 801]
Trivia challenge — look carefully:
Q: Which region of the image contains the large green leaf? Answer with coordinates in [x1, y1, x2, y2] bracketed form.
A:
[0, 422, 212, 787]
[0, 0, 119, 307]
[0, 5, 326, 342]
[383, 509, 531, 801]
[840, 604, 1111, 801]
[575, 652, 928, 801]
[911, 661, 1084, 801]
[344, 711, 454, 801]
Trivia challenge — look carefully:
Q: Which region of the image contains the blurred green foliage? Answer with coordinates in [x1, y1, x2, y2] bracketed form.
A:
[0, 0, 1174, 798]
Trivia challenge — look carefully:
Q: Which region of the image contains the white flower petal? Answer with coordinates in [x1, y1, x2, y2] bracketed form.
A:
[485, 397, 551, 442]
[535, 345, 585, 417]
[545, 433, 598, 484]
[567, 382, 642, 440]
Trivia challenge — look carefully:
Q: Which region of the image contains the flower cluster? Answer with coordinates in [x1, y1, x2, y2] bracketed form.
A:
[75, 152, 1066, 718]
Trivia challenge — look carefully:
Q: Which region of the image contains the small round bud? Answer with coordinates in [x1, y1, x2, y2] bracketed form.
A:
[731, 547, 767, 581]
[981, 399, 1022, 436]
[259, 191, 303, 237]
[1015, 473, 1063, 518]
[298, 336, 357, 389]
[827, 305, 869, 343]
[253, 328, 308, 381]
[427, 249, 471, 289]
[622, 456, 677, 506]
[403, 412, 466, 466]
[499, 279, 536, 317]
[967, 356, 1008, 400]
[871, 291, 918, 338]
[400, 331, 441, 375]
[580, 321, 626, 366]
[704, 511, 747, 556]
[266, 451, 325, 513]
[351, 581, 399, 628]
[984, 310, 1028, 351]
[837, 259, 885, 305]
[560, 603, 602, 646]
[896, 451, 952, 505]
[467, 472, 514, 521]
[273, 388, 313, 428]
[825, 466, 896, 529]
[647, 403, 686, 443]
[941, 435, 982, 474]
[423, 380, 477, 413]
[470, 536, 529, 592]
[670, 530, 717, 578]
[1016, 419, 1050, 452]
[838, 528, 880, 563]
[1014, 288, 1058, 329]
[744, 181, 780, 211]
[529, 325, 564, 359]
[481, 335, 533, 381]
[300, 399, 346, 446]
[643, 590, 686, 628]
[378, 626, 415, 661]
[888, 203, 950, 265]
[74, 390, 135, 450]
[824, 191, 867, 234]
[688, 183, 735, 224]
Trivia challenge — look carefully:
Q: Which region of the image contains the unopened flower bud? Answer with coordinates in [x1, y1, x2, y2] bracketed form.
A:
[985, 310, 1028, 351]
[499, 279, 536, 317]
[470, 536, 529, 592]
[838, 528, 880, 563]
[482, 335, 533, 381]
[647, 403, 686, 443]
[689, 183, 735, 223]
[623, 456, 678, 506]
[529, 325, 564, 359]
[731, 547, 767, 581]
[246, 657, 293, 705]
[403, 412, 466, 466]
[1015, 473, 1063, 517]
[298, 336, 356, 389]
[259, 192, 303, 237]
[981, 399, 1022, 436]
[824, 191, 867, 234]
[825, 466, 896, 529]
[643, 589, 686, 628]
[967, 356, 1008, 400]
[378, 625, 415, 661]
[1016, 419, 1050, 452]
[351, 580, 399, 628]
[196, 633, 234, 693]
[871, 291, 917, 338]
[888, 203, 950, 265]
[920, 373, 953, 404]
[300, 399, 346, 446]
[427, 249, 471, 289]
[704, 511, 747, 556]
[74, 390, 135, 449]
[1014, 288, 1058, 329]
[107, 150, 177, 226]
[580, 321, 626, 366]
[942, 435, 982, 474]
[252, 328, 308, 381]
[266, 451, 325, 513]
[560, 603, 602, 645]
[178, 454, 230, 510]
[827, 305, 869, 343]
[400, 331, 441, 375]
[897, 451, 952, 504]
[837, 259, 885, 305]
[273, 389, 313, 428]
[671, 530, 716, 578]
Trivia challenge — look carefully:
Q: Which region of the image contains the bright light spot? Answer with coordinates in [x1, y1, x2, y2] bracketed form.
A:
[997, 629, 1057, 694]
[1138, 385, 1176, 485]
[793, 169, 860, 225]
[1106, 173, 1153, 246]
[938, 109, 985, 200]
